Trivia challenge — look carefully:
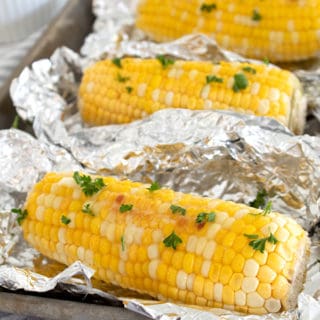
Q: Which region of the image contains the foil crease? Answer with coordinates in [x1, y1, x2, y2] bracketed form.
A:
[5, 0, 320, 319]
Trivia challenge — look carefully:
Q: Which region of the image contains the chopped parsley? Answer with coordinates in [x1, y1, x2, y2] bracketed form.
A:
[249, 189, 268, 208]
[242, 66, 256, 74]
[200, 3, 217, 12]
[117, 73, 130, 83]
[82, 203, 94, 216]
[244, 232, 278, 253]
[61, 215, 71, 225]
[125, 86, 133, 93]
[156, 55, 175, 68]
[163, 231, 182, 250]
[252, 9, 262, 21]
[11, 208, 28, 225]
[73, 172, 106, 196]
[170, 204, 186, 216]
[147, 181, 161, 192]
[262, 201, 272, 216]
[121, 235, 125, 251]
[206, 75, 223, 84]
[232, 73, 248, 92]
[11, 115, 19, 129]
[112, 57, 122, 68]
[195, 212, 216, 224]
[263, 57, 270, 65]
[119, 204, 133, 213]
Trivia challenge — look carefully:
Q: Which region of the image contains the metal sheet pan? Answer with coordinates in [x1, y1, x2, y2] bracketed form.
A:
[0, 0, 94, 130]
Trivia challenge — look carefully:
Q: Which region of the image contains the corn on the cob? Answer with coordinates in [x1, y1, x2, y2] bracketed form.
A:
[22, 172, 309, 314]
[136, 0, 320, 62]
[78, 58, 306, 134]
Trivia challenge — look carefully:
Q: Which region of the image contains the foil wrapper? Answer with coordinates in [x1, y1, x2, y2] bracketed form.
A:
[5, 0, 320, 319]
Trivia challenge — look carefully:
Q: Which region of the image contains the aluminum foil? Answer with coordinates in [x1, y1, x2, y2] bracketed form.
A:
[5, 0, 320, 319]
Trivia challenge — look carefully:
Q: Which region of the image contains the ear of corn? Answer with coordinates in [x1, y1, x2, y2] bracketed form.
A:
[22, 172, 309, 314]
[78, 58, 306, 134]
[136, 0, 320, 62]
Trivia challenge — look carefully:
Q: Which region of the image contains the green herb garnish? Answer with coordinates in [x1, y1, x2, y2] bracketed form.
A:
[206, 75, 223, 84]
[232, 73, 248, 92]
[263, 57, 269, 65]
[262, 201, 272, 216]
[125, 86, 133, 93]
[112, 57, 122, 68]
[61, 215, 71, 225]
[119, 204, 133, 213]
[156, 55, 175, 68]
[242, 66, 257, 74]
[170, 204, 186, 216]
[252, 9, 262, 21]
[82, 203, 94, 216]
[195, 212, 216, 224]
[147, 181, 161, 192]
[244, 232, 278, 253]
[121, 235, 125, 251]
[200, 3, 217, 12]
[11, 115, 19, 129]
[117, 73, 130, 83]
[249, 189, 268, 208]
[11, 208, 28, 225]
[73, 172, 106, 196]
[163, 231, 182, 250]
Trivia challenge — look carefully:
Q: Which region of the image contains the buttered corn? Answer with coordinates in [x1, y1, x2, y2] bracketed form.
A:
[22, 172, 309, 314]
[78, 58, 306, 134]
[136, 0, 320, 62]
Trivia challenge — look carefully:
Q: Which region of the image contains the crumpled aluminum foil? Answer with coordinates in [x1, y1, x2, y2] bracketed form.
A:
[5, 0, 320, 319]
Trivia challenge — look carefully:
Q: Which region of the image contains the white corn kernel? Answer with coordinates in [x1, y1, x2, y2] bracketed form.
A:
[242, 277, 259, 293]
[243, 259, 260, 277]
[152, 89, 160, 102]
[147, 244, 159, 260]
[258, 99, 270, 115]
[201, 260, 211, 277]
[214, 283, 223, 302]
[165, 91, 174, 106]
[235, 290, 246, 306]
[35, 206, 45, 221]
[203, 240, 216, 260]
[186, 235, 198, 252]
[58, 228, 66, 244]
[176, 270, 188, 290]
[247, 292, 264, 308]
[201, 85, 210, 99]
[265, 298, 281, 312]
[77, 246, 85, 260]
[148, 260, 159, 279]
[195, 237, 207, 255]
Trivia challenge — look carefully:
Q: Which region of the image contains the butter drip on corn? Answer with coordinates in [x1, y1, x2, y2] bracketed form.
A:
[78, 58, 304, 134]
[22, 172, 308, 314]
[136, 0, 320, 62]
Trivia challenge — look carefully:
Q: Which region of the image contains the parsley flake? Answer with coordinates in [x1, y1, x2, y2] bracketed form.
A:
[82, 203, 94, 216]
[206, 75, 223, 84]
[120, 204, 133, 213]
[112, 57, 122, 68]
[195, 212, 216, 224]
[117, 73, 130, 83]
[244, 232, 278, 253]
[156, 55, 175, 68]
[11, 115, 19, 129]
[170, 204, 186, 216]
[242, 66, 257, 74]
[11, 208, 28, 225]
[263, 57, 270, 65]
[262, 201, 272, 216]
[147, 181, 161, 192]
[252, 9, 262, 21]
[200, 3, 217, 12]
[61, 215, 71, 225]
[73, 172, 106, 196]
[249, 189, 268, 208]
[121, 235, 125, 251]
[163, 231, 182, 250]
[232, 73, 248, 92]
[125, 86, 133, 93]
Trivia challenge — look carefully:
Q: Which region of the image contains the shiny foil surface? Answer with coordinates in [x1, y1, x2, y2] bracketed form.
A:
[5, 0, 320, 319]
